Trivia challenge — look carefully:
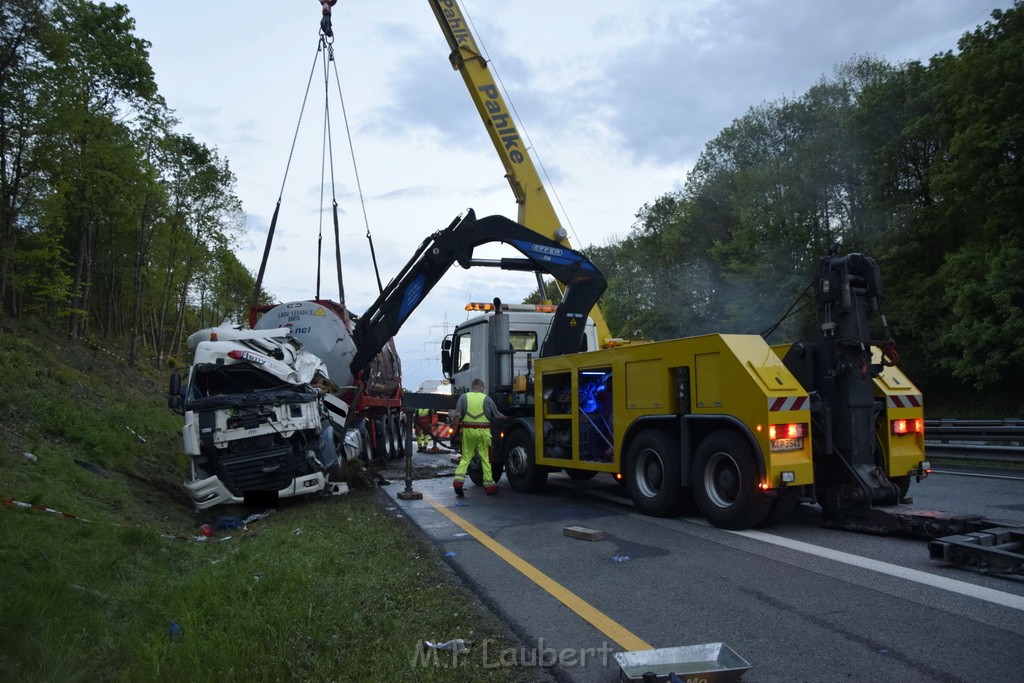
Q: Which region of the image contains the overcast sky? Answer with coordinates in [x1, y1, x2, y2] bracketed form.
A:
[122, 0, 1008, 391]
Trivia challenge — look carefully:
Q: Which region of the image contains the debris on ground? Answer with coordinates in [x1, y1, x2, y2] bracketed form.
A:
[424, 639, 469, 653]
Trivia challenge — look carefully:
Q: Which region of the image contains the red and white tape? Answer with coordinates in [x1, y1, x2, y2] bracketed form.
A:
[2, 497, 90, 522]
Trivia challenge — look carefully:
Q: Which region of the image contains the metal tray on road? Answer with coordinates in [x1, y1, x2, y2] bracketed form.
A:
[614, 642, 751, 682]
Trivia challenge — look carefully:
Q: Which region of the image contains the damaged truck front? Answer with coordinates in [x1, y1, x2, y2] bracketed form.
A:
[168, 326, 357, 510]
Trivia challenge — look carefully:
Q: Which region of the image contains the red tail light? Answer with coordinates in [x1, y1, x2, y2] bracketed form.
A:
[891, 418, 923, 435]
[769, 423, 806, 440]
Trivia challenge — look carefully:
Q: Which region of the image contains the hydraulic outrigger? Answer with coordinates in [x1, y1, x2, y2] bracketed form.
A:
[778, 252, 1024, 574]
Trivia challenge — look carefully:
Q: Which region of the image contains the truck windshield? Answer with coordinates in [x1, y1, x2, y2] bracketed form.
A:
[186, 363, 313, 407]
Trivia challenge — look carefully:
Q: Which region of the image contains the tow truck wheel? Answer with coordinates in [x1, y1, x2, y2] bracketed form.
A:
[625, 429, 682, 517]
[891, 475, 911, 500]
[504, 430, 547, 492]
[693, 430, 772, 529]
[759, 488, 799, 527]
[467, 454, 504, 486]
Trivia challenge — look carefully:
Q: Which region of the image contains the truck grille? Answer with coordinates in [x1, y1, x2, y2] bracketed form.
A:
[217, 446, 294, 496]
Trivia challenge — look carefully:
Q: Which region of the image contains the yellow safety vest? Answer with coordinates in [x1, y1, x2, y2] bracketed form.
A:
[462, 392, 490, 429]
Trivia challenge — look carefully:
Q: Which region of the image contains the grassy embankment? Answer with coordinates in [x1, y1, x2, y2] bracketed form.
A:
[0, 320, 531, 682]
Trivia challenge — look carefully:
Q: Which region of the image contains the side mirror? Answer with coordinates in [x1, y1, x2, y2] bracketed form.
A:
[440, 349, 452, 380]
[167, 372, 183, 413]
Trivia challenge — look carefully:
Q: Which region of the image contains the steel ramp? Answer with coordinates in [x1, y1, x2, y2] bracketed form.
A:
[929, 526, 1024, 576]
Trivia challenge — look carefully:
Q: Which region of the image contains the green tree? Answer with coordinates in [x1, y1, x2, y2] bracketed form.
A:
[150, 132, 242, 366]
[0, 0, 53, 317]
[42, 0, 163, 336]
[918, 4, 1024, 391]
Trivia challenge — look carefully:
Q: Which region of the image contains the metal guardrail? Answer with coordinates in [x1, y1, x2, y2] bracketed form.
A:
[924, 418, 1024, 464]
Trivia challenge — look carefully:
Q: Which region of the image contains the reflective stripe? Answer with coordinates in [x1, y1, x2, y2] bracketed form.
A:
[887, 394, 922, 409]
[768, 396, 808, 411]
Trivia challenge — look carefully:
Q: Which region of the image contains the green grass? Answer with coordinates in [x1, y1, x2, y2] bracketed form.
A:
[0, 321, 534, 681]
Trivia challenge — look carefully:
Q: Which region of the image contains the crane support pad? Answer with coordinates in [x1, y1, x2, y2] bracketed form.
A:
[823, 504, 1005, 539]
[929, 527, 1024, 575]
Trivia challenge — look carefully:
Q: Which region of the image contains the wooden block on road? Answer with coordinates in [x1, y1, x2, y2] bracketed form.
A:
[563, 525, 604, 541]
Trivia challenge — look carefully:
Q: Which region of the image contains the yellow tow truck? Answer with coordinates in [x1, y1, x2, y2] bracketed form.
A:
[426, 0, 946, 534]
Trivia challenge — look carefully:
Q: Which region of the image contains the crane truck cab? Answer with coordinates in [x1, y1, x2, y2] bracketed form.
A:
[443, 302, 599, 397]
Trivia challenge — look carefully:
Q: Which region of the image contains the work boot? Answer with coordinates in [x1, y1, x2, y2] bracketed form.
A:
[484, 484, 498, 495]
[453, 481, 464, 498]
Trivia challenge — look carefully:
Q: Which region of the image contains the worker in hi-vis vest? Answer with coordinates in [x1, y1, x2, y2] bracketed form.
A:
[450, 378, 507, 497]
[415, 407, 431, 451]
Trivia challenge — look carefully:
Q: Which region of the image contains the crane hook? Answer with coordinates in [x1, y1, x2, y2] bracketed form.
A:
[319, 0, 338, 37]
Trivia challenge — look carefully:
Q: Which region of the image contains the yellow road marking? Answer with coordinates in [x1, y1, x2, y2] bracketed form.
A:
[423, 493, 652, 652]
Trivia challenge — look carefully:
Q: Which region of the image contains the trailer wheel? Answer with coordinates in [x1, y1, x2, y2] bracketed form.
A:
[565, 468, 598, 481]
[693, 430, 772, 529]
[504, 430, 547, 492]
[380, 419, 395, 462]
[388, 414, 404, 459]
[625, 429, 681, 517]
[358, 422, 374, 463]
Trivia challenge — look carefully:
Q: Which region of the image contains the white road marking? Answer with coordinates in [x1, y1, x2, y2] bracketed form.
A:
[718, 525, 1024, 612]
[932, 469, 1024, 481]
[552, 479, 1024, 612]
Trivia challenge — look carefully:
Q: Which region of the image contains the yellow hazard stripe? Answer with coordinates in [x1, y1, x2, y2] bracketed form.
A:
[423, 493, 652, 652]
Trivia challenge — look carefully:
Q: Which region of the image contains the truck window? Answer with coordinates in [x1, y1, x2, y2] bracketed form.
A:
[510, 331, 537, 352]
[455, 333, 472, 372]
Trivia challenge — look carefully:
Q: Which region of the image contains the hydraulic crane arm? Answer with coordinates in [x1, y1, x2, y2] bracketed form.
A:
[427, 0, 614, 345]
[349, 210, 607, 377]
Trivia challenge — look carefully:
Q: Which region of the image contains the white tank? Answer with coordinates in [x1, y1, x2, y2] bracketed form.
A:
[253, 300, 401, 401]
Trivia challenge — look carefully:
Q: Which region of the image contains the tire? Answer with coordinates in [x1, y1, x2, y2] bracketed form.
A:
[371, 418, 391, 461]
[358, 422, 374, 463]
[388, 414, 404, 460]
[503, 429, 547, 492]
[625, 429, 682, 517]
[398, 414, 409, 452]
[467, 454, 504, 486]
[891, 475, 911, 501]
[692, 430, 772, 529]
[565, 468, 598, 481]
[759, 488, 799, 527]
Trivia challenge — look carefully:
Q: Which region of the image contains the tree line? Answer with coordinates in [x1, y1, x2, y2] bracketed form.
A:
[0, 0, 263, 367]
[581, 3, 1022, 416]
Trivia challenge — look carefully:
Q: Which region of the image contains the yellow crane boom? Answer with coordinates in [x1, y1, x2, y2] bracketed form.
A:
[427, 0, 614, 346]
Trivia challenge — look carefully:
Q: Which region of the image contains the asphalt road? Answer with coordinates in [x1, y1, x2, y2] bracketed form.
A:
[381, 456, 1024, 682]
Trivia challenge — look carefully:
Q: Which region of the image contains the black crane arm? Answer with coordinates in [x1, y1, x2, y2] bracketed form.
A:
[349, 210, 606, 377]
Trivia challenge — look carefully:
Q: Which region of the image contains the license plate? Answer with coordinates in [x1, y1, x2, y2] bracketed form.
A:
[771, 437, 803, 452]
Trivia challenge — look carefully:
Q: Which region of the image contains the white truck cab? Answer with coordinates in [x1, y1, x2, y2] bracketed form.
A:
[446, 303, 598, 395]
